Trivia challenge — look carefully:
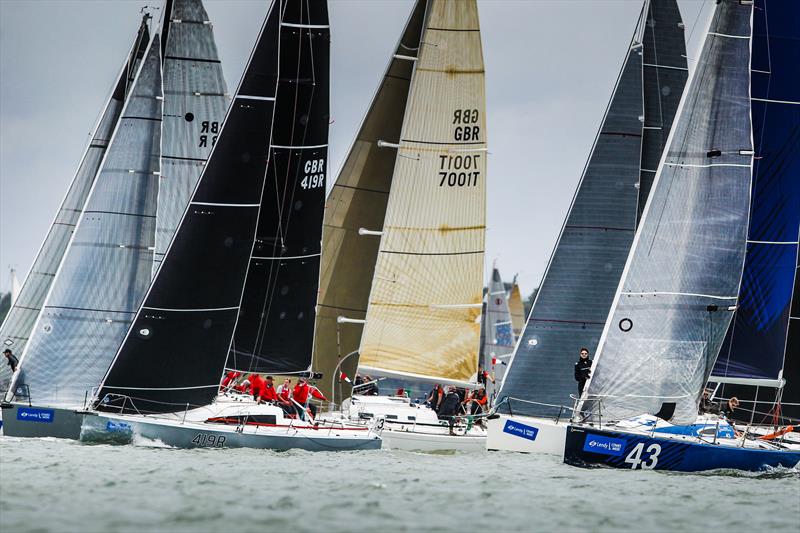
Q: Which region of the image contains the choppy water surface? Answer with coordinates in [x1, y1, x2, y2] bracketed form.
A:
[1, 436, 798, 532]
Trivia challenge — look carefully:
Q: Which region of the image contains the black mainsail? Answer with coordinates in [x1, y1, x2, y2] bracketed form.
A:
[96, 0, 329, 414]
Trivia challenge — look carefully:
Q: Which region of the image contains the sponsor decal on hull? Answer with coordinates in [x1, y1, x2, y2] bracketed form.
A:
[503, 419, 539, 441]
[16, 407, 55, 423]
[583, 434, 626, 456]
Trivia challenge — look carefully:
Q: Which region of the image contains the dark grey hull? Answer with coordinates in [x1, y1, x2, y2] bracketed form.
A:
[1, 403, 85, 440]
[80, 413, 382, 451]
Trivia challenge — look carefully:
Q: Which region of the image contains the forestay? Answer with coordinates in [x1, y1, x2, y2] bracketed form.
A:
[499, 0, 686, 417]
[0, 16, 151, 396]
[152, 0, 229, 276]
[312, 0, 426, 404]
[10, 35, 163, 409]
[96, 0, 328, 414]
[583, 0, 754, 425]
[358, 0, 487, 386]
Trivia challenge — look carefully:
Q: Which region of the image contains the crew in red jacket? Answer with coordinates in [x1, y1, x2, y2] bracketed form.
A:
[259, 376, 279, 403]
[220, 370, 241, 392]
[292, 377, 327, 419]
[249, 373, 266, 402]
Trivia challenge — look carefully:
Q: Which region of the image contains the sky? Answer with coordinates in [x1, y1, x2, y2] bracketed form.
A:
[0, 0, 709, 297]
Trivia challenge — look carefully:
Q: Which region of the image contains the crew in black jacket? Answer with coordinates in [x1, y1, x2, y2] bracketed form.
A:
[574, 347, 592, 396]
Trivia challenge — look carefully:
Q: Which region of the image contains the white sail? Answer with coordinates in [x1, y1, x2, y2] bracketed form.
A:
[152, 0, 229, 276]
[10, 269, 21, 307]
[9, 35, 164, 408]
[582, 1, 754, 425]
[358, 0, 487, 386]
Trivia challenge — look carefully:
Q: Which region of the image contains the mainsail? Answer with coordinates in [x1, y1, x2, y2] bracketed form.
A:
[96, 0, 329, 414]
[312, 0, 426, 403]
[711, 0, 800, 388]
[582, 0, 754, 425]
[7, 33, 164, 409]
[0, 15, 151, 395]
[499, 0, 686, 416]
[507, 278, 525, 339]
[481, 265, 514, 367]
[357, 0, 487, 386]
[152, 0, 229, 277]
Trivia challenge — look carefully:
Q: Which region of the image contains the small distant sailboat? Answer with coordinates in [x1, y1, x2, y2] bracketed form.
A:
[2, 0, 229, 439]
[487, 0, 687, 455]
[565, 0, 800, 472]
[315, 0, 489, 452]
[82, 0, 380, 451]
[480, 263, 515, 392]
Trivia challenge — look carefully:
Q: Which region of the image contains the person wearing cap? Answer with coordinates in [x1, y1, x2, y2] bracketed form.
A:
[3, 349, 18, 372]
[574, 347, 592, 396]
[258, 376, 279, 403]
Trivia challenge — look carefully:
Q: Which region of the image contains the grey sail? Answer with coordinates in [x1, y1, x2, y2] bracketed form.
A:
[0, 16, 152, 394]
[152, 0, 229, 276]
[9, 36, 163, 409]
[482, 266, 514, 369]
[499, 0, 686, 417]
[583, 0, 754, 425]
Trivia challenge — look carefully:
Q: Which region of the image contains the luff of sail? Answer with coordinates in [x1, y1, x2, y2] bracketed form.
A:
[228, 0, 329, 375]
[8, 34, 164, 409]
[712, 0, 800, 388]
[499, 0, 686, 417]
[583, 0, 754, 425]
[96, 0, 327, 414]
[312, 0, 427, 404]
[0, 15, 151, 396]
[358, 0, 487, 386]
[152, 0, 229, 277]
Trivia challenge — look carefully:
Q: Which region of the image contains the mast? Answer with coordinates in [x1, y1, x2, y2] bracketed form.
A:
[311, 0, 427, 404]
[499, 0, 686, 417]
[95, 0, 330, 414]
[357, 0, 488, 388]
[152, 0, 229, 277]
[6, 31, 163, 409]
[0, 13, 152, 396]
[581, 0, 755, 425]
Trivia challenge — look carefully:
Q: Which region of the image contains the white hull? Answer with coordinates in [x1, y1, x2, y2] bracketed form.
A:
[486, 414, 567, 457]
[380, 426, 485, 452]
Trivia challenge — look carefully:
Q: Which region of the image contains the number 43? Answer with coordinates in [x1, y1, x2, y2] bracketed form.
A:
[624, 442, 661, 469]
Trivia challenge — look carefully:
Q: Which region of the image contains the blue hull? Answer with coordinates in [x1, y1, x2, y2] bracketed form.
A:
[564, 425, 800, 472]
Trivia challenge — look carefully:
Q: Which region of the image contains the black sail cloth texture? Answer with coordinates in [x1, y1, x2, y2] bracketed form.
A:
[97, 1, 329, 414]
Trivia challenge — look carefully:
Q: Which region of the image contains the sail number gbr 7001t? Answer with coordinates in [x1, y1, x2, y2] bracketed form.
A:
[440, 108, 481, 187]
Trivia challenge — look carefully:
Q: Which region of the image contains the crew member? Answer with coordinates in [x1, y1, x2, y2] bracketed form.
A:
[276, 378, 294, 414]
[249, 373, 266, 402]
[259, 376, 279, 403]
[437, 386, 462, 435]
[220, 370, 241, 392]
[464, 386, 488, 415]
[3, 349, 18, 372]
[574, 347, 592, 396]
[426, 384, 444, 413]
[292, 377, 327, 419]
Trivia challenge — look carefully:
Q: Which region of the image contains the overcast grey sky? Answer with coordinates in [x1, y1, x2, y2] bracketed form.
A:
[0, 0, 708, 296]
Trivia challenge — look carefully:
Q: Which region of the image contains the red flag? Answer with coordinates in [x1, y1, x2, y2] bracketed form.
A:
[339, 371, 351, 383]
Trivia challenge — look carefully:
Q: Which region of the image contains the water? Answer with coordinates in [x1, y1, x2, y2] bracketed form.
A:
[1, 436, 798, 532]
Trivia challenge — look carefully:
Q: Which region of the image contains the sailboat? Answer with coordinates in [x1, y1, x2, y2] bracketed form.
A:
[315, 0, 488, 452]
[705, 0, 800, 445]
[564, 0, 800, 472]
[1, 0, 229, 439]
[480, 263, 515, 393]
[487, 0, 687, 455]
[79, 0, 380, 451]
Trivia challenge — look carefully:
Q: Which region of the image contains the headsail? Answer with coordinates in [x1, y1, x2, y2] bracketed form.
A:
[7, 33, 164, 409]
[357, 0, 487, 387]
[711, 0, 800, 388]
[0, 14, 152, 396]
[582, 0, 754, 425]
[499, 0, 686, 416]
[507, 277, 525, 339]
[152, 0, 229, 277]
[96, 0, 329, 414]
[312, 0, 426, 404]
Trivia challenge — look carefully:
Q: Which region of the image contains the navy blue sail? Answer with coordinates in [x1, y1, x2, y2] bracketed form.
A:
[711, 0, 800, 396]
[96, 0, 328, 414]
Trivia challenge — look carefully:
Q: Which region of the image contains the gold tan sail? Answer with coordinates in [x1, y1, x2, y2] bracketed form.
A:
[507, 280, 525, 339]
[358, 0, 487, 385]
